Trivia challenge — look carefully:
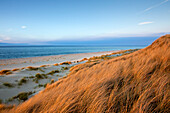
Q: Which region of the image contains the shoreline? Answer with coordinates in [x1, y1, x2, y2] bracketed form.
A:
[0, 49, 139, 105]
[0, 50, 118, 70]
[0, 50, 120, 105]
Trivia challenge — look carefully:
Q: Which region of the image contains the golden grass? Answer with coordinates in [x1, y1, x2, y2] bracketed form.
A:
[0, 70, 12, 75]
[59, 61, 72, 65]
[12, 68, 20, 71]
[40, 65, 47, 67]
[1, 35, 170, 113]
[53, 63, 59, 66]
[80, 58, 88, 62]
[26, 66, 39, 70]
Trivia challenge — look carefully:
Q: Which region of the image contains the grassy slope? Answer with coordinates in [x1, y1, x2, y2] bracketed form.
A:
[1, 35, 170, 113]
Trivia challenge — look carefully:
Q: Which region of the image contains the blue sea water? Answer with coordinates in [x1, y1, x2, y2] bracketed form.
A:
[0, 45, 146, 59]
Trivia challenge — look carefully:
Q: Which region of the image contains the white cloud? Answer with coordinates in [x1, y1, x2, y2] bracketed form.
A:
[138, 22, 153, 25]
[21, 26, 27, 29]
[142, 0, 169, 13]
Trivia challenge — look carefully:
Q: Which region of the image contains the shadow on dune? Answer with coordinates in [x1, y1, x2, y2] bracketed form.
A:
[1, 35, 170, 113]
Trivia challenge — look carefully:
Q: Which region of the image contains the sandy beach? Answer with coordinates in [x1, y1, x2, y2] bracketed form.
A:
[0, 50, 118, 105]
[0, 50, 118, 70]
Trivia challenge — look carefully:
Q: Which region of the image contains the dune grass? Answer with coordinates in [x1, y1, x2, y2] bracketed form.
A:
[47, 70, 60, 75]
[59, 61, 72, 65]
[12, 68, 20, 71]
[54, 63, 59, 66]
[0, 70, 12, 75]
[26, 66, 39, 71]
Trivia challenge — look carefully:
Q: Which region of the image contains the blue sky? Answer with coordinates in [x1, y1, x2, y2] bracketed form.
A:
[0, 0, 170, 44]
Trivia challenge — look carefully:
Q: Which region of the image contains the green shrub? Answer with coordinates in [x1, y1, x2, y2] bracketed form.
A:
[38, 84, 44, 87]
[3, 82, 13, 87]
[61, 67, 68, 70]
[56, 74, 60, 77]
[50, 79, 54, 84]
[35, 73, 43, 79]
[18, 78, 27, 85]
[12, 91, 33, 101]
[0, 99, 2, 104]
[42, 74, 48, 78]
[39, 69, 45, 72]
[44, 83, 47, 88]
[33, 78, 39, 83]
[47, 70, 60, 75]
[29, 76, 35, 78]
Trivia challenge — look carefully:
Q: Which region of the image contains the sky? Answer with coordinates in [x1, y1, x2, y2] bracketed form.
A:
[0, 0, 170, 44]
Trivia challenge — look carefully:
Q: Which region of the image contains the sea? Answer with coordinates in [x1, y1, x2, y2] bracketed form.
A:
[0, 45, 146, 59]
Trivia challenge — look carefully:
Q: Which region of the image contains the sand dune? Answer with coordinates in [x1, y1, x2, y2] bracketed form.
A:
[0, 35, 169, 113]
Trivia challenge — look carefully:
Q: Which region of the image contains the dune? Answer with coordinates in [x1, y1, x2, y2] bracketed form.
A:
[0, 35, 169, 113]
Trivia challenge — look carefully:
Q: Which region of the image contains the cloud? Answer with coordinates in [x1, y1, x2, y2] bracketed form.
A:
[138, 22, 153, 25]
[21, 26, 27, 29]
[142, 0, 169, 13]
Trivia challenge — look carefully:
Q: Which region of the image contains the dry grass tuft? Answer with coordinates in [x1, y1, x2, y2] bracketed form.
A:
[54, 63, 59, 66]
[3, 82, 13, 87]
[1, 35, 170, 113]
[40, 65, 47, 67]
[59, 61, 72, 65]
[26, 66, 39, 70]
[80, 58, 88, 62]
[12, 68, 20, 71]
[0, 70, 12, 75]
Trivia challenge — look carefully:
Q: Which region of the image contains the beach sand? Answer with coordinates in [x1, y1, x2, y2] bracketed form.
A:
[0, 50, 118, 105]
[0, 51, 118, 70]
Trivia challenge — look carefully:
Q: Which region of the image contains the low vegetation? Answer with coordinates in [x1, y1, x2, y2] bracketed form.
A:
[38, 84, 43, 87]
[47, 70, 60, 75]
[35, 73, 44, 79]
[61, 67, 69, 70]
[86, 49, 139, 63]
[26, 66, 39, 71]
[0, 70, 12, 75]
[18, 78, 27, 85]
[43, 83, 47, 88]
[11, 91, 34, 101]
[11, 68, 19, 71]
[3, 83, 13, 87]
[59, 61, 72, 65]
[80, 58, 88, 62]
[28, 76, 35, 78]
[50, 79, 54, 84]
[54, 63, 59, 66]
[40, 65, 47, 67]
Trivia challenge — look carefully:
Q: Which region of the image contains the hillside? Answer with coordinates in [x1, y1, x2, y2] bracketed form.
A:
[0, 35, 170, 113]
